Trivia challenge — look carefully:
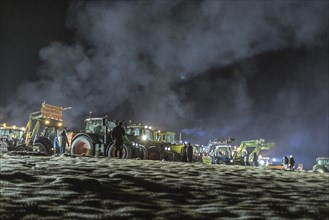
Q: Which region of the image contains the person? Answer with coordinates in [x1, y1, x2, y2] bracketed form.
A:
[112, 121, 125, 158]
[242, 150, 249, 166]
[181, 143, 188, 162]
[186, 143, 193, 163]
[289, 155, 295, 170]
[58, 130, 69, 155]
[53, 135, 59, 155]
[282, 155, 289, 170]
[252, 152, 258, 167]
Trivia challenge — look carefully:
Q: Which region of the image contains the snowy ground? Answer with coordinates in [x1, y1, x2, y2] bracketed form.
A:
[0, 153, 328, 220]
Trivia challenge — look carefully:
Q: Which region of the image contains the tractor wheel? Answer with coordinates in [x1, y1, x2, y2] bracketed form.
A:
[314, 167, 326, 173]
[107, 143, 132, 159]
[71, 136, 93, 156]
[147, 147, 161, 160]
[14, 144, 28, 152]
[33, 142, 50, 155]
[139, 145, 148, 160]
[34, 138, 52, 155]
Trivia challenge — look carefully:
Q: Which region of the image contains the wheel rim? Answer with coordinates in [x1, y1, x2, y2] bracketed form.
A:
[148, 151, 159, 160]
[74, 141, 91, 155]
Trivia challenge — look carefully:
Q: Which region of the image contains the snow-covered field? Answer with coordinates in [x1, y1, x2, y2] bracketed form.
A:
[0, 153, 328, 220]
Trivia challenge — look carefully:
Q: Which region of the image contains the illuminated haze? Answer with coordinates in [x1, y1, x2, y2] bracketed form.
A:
[2, 1, 328, 169]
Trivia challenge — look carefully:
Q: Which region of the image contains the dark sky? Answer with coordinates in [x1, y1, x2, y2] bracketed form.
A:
[0, 0, 328, 169]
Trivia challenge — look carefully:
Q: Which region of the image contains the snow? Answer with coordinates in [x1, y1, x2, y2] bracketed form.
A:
[0, 153, 328, 219]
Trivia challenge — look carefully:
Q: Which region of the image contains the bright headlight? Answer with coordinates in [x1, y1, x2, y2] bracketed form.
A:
[142, 135, 147, 141]
[259, 160, 265, 166]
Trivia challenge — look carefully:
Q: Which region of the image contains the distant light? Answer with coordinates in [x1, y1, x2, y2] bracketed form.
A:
[13, 125, 16, 129]
[45, 120, 50, 125]
[273, 158, 276, 162]
[58, 122, 63, 127]
[259, 160, 265, 166]
[142, 135, 147, 141]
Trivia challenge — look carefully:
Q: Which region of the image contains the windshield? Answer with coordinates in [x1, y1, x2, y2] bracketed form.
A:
[85, 119, 104, 135]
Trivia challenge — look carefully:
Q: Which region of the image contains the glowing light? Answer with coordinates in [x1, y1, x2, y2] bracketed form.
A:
[58, 122, 63, 127]
[13, 125, 16, 129]
[259, 160, 265, 166]
[3, 123, 6, 127]
[142, 135, 148, 141]
[45, 120, 50, 125]
[145, 125, 148, 129]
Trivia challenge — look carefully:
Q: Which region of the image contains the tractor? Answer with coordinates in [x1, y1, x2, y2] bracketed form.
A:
[14, 103, 67, 155]
[70, 116, 147, 159]
[234, 138, 276, 166]
[207, 137, 235, 164]
[126, 122, 182, 161]
[312, 157, 329, 173]
[0, 123, 25, 152]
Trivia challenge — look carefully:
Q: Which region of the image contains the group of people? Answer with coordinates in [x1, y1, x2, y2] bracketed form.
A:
[282, 155, 295, 170]
[181, 142, 194, 162]
[53, 129, 69, 156]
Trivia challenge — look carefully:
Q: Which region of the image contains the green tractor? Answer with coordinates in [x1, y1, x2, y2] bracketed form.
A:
[0, 123, 25, 152]
[70, 116, 147, 159]
[126, 122, 182, 161]
[312, 157, 329, 173]
[207, 137, 235, 165]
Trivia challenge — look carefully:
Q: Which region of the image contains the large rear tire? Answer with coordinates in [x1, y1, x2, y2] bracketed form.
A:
[147, 147, 161, 160]
[139, 145, 148, 160]
[107, 143, 132, 159]
[71, 136, 94, 156]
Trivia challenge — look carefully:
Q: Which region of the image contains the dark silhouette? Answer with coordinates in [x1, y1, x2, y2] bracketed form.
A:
[58, 130, 69, 155]
[243, 150, 249, 166]
[289, 155, 295, 170]
[252, 152, 258, 167]
[187, 143, 193, 163]
[181, 143, 188, 162]
[112, 121, 125, 158]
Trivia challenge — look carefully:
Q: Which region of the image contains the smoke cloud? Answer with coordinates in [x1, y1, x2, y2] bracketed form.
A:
[2, 0, 328, 169]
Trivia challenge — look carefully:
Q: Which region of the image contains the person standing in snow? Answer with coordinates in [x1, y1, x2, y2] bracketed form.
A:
[187, 143, 193, 163]
[282, 155, 289, 170]
[181, 143, 188, 162]
[252, 152, 258, 167]
[112, 121, 125, 158]
[243, 150, 249, 166]
[58, 130, 69, 155]
[289, 155, 295, 170]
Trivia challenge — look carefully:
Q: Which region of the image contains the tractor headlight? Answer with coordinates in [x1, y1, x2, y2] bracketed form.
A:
[142, 135, 147, 141]
[259, 160, 265, 166]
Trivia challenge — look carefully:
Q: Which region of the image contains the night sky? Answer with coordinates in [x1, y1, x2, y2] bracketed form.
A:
[0, 0, 328, 169]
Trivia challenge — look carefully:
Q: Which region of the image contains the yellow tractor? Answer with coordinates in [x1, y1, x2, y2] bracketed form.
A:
[14, 102, 67, 155]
